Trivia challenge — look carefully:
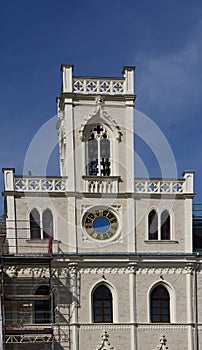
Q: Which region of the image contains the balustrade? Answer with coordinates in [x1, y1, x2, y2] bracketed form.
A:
[14, 177, 68, 192]
[73, 77, 125, 94]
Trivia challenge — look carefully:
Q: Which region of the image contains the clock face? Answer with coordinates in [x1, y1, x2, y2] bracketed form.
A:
[83, 208, 118, 240]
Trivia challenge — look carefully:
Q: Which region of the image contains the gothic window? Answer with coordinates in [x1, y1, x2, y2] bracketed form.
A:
[148, 209, 171, 240]
[93, 285, 113, 323]
[161, 210, 170, 240]
[35, 286, 51, 324]
[42, 209, 53, 239]
[30, 209, 40, 239]
[87, 124, 110, 176]
[151, 285, 170, 323]
[148, 210, 158, 240]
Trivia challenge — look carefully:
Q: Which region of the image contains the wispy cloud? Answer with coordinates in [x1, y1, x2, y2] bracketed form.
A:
[134, 21, 202, 200]
[136, 21, 202, 115]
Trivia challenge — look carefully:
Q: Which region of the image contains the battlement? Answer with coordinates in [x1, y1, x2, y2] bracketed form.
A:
[60, 64, 135, 95]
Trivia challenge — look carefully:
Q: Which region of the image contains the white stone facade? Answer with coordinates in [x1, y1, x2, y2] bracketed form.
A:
[1, 65, 199, 350]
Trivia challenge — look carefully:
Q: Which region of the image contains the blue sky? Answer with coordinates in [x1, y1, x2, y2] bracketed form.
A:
[0, 0, 202, 211]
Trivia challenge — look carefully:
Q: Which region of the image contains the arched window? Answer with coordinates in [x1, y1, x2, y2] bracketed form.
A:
[42, 209, 53, 239]
[161, 210, 170, 240]
[87, 124, 111, 176]
[151, 285, 170, 323]
[93, 285, 113, 323]
[30, 209, 40, 239]
[88, 136, 98, 175]
[148, 210, 158, 240]
[35, 286, 51, 324]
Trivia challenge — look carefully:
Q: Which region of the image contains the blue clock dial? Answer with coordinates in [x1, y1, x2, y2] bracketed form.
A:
[93, 217, 110, 233]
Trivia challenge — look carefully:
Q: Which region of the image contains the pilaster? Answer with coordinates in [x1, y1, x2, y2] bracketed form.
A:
[2, 168, 16, 254]
[183, 171, 195, 253]
[128, 263, 137, 350]
[185, 264, 194, 350]
[69, 262, 79, 350]
[64, 100, 76, 190]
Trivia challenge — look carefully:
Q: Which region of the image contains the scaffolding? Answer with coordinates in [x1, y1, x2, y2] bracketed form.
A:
[0, 220, 71, 350]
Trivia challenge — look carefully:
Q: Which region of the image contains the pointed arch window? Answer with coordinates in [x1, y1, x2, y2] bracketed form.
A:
[88, 136, 98, 176]
[35, 286, 51, 324]
[87, 124, 111, 176]
[161, 210, 170, 240]
[30, 209, 40, 239]
[42, 209, 53, 239]
[93, 285, 113, 323]
[148, 210, 158, 240]
[151, 285, 170, 323]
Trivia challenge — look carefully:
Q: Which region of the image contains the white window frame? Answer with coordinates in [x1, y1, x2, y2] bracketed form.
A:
[146, 208, 172, 241]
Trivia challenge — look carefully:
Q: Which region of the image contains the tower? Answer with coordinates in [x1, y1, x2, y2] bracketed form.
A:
[56, 64, 136, 253]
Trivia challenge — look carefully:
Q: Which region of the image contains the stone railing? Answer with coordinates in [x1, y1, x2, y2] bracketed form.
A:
[82, 176, 120, 193]
[135, 178, 185, 194]
[73, 77, 125, 95]
[14, 176, 68, 192]
[13, 176, 188, 194]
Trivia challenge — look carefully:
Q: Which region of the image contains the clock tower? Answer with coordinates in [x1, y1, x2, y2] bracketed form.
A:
[57, 64, 136, 253]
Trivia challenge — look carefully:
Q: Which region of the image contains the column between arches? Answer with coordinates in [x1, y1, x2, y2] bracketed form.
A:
[128, 263, 137, 350]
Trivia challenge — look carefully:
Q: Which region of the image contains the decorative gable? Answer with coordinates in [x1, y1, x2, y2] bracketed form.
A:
[79, 97, 123, 143]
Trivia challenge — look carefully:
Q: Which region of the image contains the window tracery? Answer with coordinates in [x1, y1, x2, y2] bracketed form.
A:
[87, 124, 111, 176]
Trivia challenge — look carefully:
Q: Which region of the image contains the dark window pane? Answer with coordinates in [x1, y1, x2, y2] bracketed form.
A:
[148, 210, 158, 240]
[152, 286, 168, 298]
[94, 315, 102, 322]
[162, 308, 169, 315]
[35, 286, 52, 324]
[104, 300, 111, 307]
[152, 307, 159, 313]
[94, 300, 102, 307]
[94, 308, 102, 315]
[88, 138, 98, 175]
[162, 300, 169, 307]
[161, 210, 170, 240]
[94, 285, 112, 299]
[104, 308, 112, 315]
[30, 209, 40, 239]
[152, 314, 160, 322]
[104, 315, 112, 322]
[43, 209, 53, 239]
[100, 138, 110, 159]
[151, 300, 159, 307]
[162, 314, 169, 322]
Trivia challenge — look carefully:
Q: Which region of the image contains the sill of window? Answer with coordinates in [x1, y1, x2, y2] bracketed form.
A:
[26, 239, 49, 242]
[82, 175, 122, 181]
[93, 322, 114, 324]
[144, 240, 179, 244]
[149, 322, 171, 324]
